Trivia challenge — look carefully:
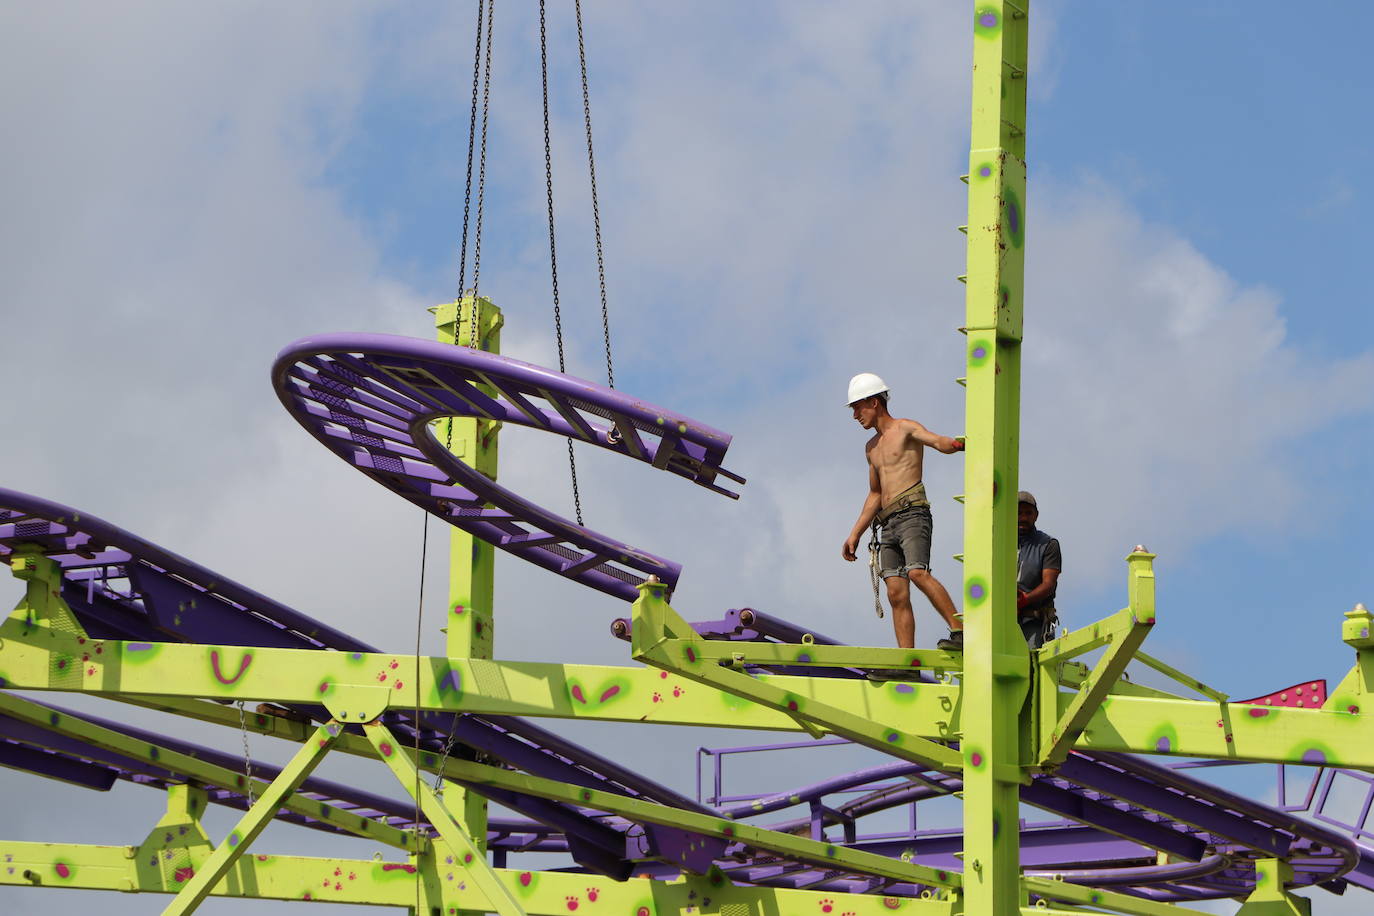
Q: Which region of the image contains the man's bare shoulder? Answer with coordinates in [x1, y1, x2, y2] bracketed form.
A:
[893, 417, 930, 438]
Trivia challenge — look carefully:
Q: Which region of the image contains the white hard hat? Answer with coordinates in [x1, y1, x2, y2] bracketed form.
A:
[846, 372, 889, 406]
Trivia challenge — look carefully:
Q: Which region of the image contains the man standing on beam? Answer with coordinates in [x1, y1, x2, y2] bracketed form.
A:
[841, 372, 966, 650]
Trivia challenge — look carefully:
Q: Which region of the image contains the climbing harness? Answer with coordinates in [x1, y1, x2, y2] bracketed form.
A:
[867, 527, 884, 619]
[866, 483, 931, 619]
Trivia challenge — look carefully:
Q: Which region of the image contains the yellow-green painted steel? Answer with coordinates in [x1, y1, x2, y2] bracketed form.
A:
[363, 719, 528, 916]
[432, 294, 503, 661]
[434, 294, 503, 870]
[162, 720, 342, 915]
[0, 691, 420, 852]
[960, 2, 1032, 911]
[631, 580, 966, 772]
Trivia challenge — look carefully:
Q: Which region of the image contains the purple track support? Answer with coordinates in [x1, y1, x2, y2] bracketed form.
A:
[272, 333, 745, 602]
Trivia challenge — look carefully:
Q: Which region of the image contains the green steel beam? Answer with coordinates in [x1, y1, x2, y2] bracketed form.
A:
[1131, 651, 1229, 703]
[1035, 607, 1143, 666]
[448, 753, 964, 890]
[7, 548, 86, 639]
[631, 581, 967, 772]
[960, 2, 1032, 912]
[669, 637, 965, 672]
[0, 624, 954, 733]
[362, 719, 527, 916]
[0, 840, 968, 914]
[0, 691, 421, 852]
[432, 294, 503, 662]
[1037, 551, 1155, 767]
[1023, 876, 1213, 916]
[433, 293, 503, 898]
[1234, 858, 1313, 915]
[163, 720, 342, 915]
[0, 842, 426, 906]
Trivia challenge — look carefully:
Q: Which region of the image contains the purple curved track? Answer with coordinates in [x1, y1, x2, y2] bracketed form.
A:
[272, 333, 744, 602]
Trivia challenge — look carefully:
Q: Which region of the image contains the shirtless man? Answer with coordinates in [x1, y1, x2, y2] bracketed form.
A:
[840, 373, 965, 650]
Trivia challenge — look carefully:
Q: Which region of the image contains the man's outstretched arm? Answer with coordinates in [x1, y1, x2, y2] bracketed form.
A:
[907, 420, 964, 454]
[842, 463, 883, 561]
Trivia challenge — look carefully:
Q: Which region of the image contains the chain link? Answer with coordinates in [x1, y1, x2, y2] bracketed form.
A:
[467, 0, 497, 347]
[574, 0, 614, 389]
[541, 0, 586, 526]
[235, 700, 257, 805]
[453, 0, 485, 310]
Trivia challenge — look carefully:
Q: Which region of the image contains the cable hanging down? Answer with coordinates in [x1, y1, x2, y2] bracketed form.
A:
[540, 0, 586, 526]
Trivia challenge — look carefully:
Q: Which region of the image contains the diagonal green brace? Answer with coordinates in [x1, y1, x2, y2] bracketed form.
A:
[450, 754, 963, 890]
[1038, 549, 1155, 766]
[0, 691, 418, 851]
[631, 580, 964, 772]
[1038, 611, 1152, 767]
[1132, 650, 1229, 702]
[162, 720, 343, 915]
[362, 719, 527, 916]
[1024, 875, 1214, 916]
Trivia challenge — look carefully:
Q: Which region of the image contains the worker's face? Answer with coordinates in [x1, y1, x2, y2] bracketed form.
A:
[850, 397, 881, 429]
[1018, 502, 1038, 533]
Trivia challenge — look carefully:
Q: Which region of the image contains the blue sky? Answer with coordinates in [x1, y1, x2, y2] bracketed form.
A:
[1, 2, 1372, 913]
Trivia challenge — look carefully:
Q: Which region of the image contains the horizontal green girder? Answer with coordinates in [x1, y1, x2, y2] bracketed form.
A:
[0, 624, 958, 733]
[0, 841, 963, 914]
[1075, 693, 1374, 766]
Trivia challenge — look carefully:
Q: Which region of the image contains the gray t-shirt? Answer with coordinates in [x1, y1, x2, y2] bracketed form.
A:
[1017, 528, 1061, 613]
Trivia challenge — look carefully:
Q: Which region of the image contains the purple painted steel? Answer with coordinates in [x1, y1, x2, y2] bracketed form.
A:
[0, 487, 371, 651]
[272, 333, 744, 601]
[0, 487, 722, 875]
[1024, 854, 1231, 886]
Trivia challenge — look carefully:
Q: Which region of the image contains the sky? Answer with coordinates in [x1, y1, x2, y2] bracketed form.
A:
[1, 1, 1372, 913]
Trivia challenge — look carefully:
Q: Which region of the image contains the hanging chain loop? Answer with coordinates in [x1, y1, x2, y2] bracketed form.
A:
[574, 0, 614, 389]
[541, 0, 586, 526]
[236, 701, 257, 805]
[467, 0, 497, 347]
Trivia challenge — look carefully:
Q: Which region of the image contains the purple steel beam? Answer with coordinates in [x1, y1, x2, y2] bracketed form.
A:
[1024, 853, 1230, 887]
[272, 334, 744, 602]
[0, 487, 726, 872]
[0, 488, 372, 652]
[0, 739, 119, 791]
[1055, 753, 1290, 857]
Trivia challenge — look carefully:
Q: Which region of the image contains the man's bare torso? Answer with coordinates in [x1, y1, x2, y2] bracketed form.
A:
[865, 418, 926, 505]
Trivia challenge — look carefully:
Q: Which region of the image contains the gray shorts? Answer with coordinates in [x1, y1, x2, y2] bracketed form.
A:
[876, 505, 932, 579]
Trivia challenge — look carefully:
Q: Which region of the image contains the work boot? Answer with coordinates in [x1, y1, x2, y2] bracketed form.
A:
[936, 629, 964, 652]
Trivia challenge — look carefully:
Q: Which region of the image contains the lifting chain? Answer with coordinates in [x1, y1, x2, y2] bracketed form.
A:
[235, 700, 257, 805]
[466, 0, 496, 345]
[574, 0, 614, 389]
[541, 0, 586, 526]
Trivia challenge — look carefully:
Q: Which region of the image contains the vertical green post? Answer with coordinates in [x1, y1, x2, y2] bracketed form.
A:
[960, 3, 1030, 914]
[432, 295, 503, 862]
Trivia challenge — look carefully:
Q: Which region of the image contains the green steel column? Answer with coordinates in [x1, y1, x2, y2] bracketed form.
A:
[432, 295, 502, 864]
[960, 3, 1031, 914]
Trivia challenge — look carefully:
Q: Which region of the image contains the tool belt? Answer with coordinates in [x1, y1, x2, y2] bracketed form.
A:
[873, 481, 930, 527]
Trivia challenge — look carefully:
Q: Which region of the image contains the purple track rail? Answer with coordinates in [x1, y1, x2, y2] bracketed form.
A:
[273, 333, 744, 602]
[0, 487, 716, 876]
